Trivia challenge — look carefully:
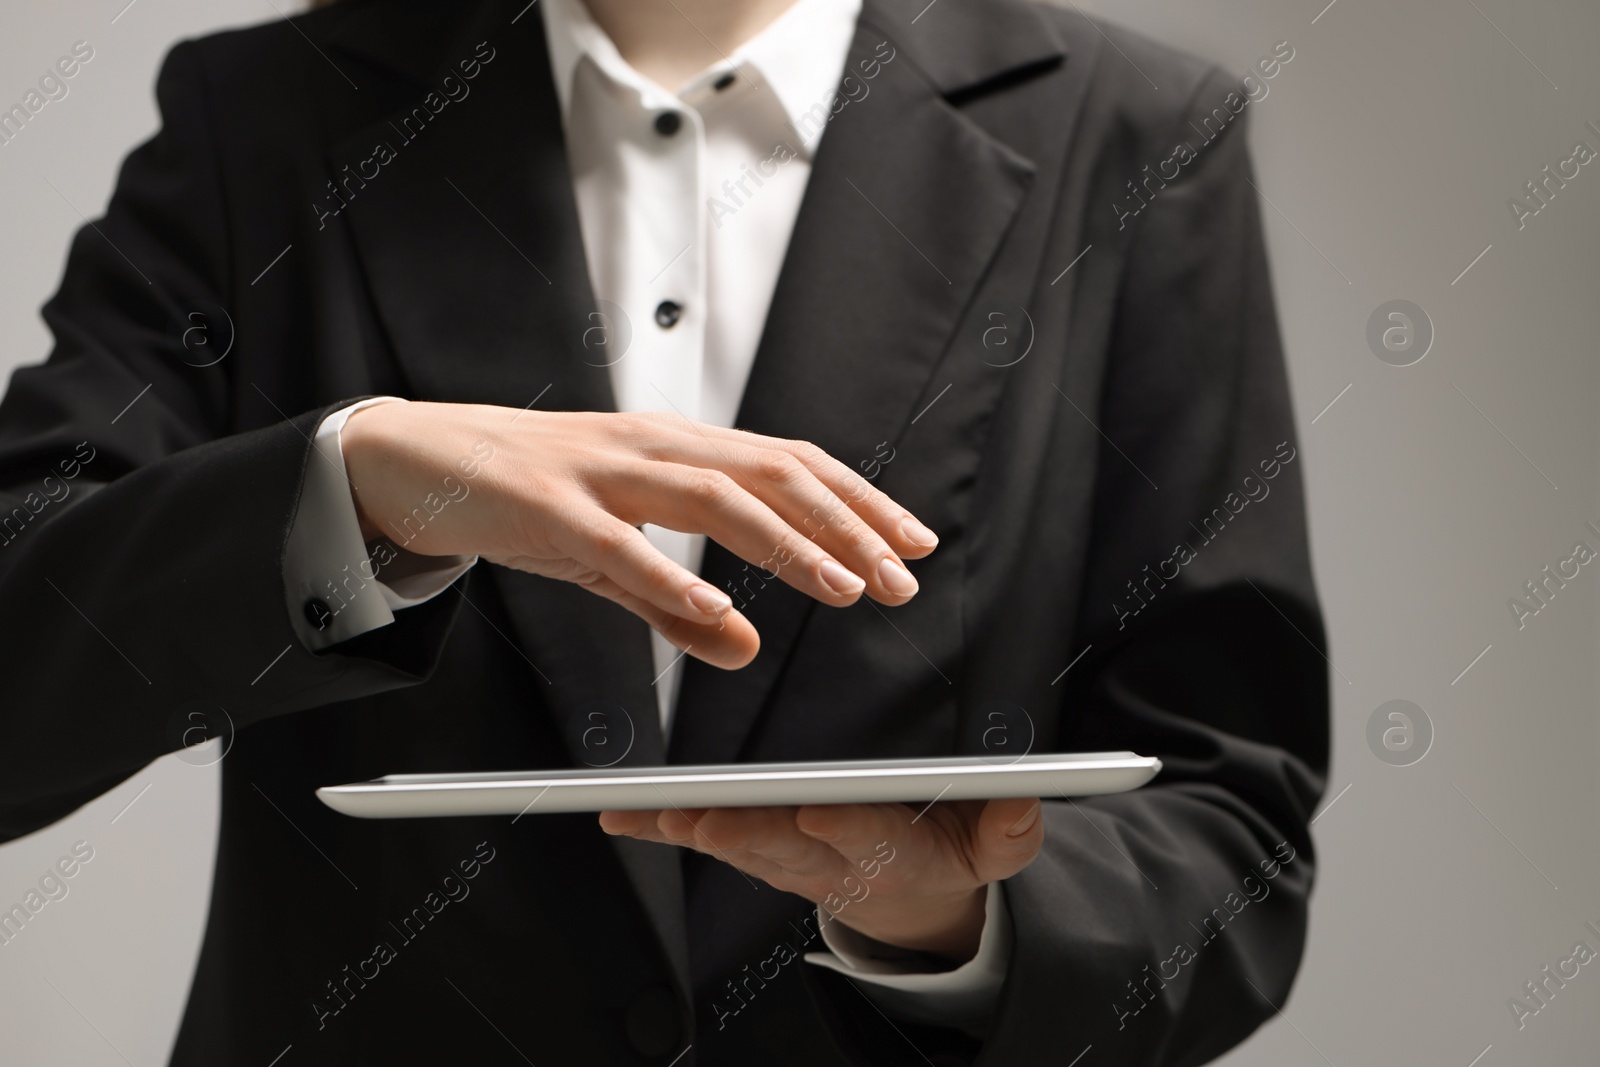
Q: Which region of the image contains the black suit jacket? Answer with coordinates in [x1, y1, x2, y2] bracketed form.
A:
[0, 0, 1328, 1064]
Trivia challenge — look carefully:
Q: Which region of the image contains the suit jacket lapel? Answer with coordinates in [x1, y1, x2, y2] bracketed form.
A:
[667, 6, 1061, 766]
[327, 2, 667, 768]
[327, 1, 615, 416]
[326, 0, 686, 986]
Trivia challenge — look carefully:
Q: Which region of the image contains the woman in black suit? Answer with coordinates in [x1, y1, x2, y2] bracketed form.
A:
[0, 0, 1327, 1063]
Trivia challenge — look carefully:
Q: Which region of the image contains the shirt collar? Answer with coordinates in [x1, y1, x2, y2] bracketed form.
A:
[541, 0, 863, 156]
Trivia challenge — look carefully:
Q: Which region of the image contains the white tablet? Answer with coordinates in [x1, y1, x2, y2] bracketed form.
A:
[316, 751, 1162, 819]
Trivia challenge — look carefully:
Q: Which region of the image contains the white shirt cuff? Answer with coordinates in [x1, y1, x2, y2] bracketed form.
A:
[804, 880, 1011, 1035]
[284, 397, 476, 650]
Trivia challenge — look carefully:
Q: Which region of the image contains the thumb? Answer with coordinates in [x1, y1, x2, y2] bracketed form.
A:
[969, 797, 1044, 883]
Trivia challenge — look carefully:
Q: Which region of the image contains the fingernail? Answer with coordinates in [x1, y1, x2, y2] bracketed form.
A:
[877, 557, 919, 597]
[688, 585, 732, 616]
[819, 559, 866, 596]
[901, 516, 938, 548]
[1006, 805, 1041, 837]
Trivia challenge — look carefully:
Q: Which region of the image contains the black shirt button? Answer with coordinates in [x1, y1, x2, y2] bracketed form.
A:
[654, 300, 683, 329]
[303, 597, 333, 630]
[713, 72, 736, 92]
[653, 111, 682, 137]
[623, 985, 683, 1057]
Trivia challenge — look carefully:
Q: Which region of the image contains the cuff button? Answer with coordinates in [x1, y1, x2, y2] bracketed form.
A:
[304, 597, 334, 631]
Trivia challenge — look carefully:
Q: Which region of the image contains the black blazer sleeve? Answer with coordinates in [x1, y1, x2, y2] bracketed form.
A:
[985, 80, 1327, 1064]
[0, 42, 460, 843]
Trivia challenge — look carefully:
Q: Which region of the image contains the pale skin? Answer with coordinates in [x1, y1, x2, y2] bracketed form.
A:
[341, 0, 1045, 965]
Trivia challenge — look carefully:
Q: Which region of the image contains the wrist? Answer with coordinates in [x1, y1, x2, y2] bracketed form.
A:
[340, 402, 405, 543]
[841, 885, 988, 964]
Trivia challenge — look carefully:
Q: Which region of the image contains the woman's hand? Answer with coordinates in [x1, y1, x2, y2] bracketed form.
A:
[599, 797, 1045, 962]
[340, 402, 937, 669]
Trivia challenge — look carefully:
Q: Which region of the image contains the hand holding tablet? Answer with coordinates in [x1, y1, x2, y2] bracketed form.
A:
[319, 751, 1161, 960]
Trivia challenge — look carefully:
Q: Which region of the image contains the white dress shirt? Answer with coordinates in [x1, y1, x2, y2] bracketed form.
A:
[545, 0, 859, 730]
[281, 0, 1007, 1023]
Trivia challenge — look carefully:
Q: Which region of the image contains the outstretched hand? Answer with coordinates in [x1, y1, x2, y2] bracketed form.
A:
[341, 403, 937, 670]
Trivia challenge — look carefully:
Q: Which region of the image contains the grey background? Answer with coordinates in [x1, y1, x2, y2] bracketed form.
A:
[0, 0, 1595, 1064]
